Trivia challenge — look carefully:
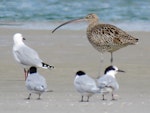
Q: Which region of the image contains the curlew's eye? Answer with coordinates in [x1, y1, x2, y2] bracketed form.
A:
[88, 15, 92, 18]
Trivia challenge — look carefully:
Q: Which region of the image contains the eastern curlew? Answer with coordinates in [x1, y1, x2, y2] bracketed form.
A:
[52, 13, 139, 64]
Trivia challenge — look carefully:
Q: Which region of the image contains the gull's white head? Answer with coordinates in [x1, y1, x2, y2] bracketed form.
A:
[13, 33, 25, 45]
[104, 65, 125, 77]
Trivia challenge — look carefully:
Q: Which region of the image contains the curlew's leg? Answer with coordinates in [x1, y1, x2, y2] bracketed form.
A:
[100, 53, 104, 63]
[98, 53, 104, 76]
[110, 52, 113, 64]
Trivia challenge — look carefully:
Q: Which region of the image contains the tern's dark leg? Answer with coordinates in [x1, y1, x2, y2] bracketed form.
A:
[80, 96, 84, 102]
[87, 96, 90, 102]
[102, 94, 105, 100]
[27, 93, 31, 100]
[112, 93, 115, 100]
[37, 94, 41, 100]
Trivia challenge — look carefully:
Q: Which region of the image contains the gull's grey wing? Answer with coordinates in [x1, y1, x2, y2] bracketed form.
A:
[14, 45, 42, 67]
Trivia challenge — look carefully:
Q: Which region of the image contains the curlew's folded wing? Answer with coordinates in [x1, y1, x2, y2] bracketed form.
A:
[90, 24, 138, 45]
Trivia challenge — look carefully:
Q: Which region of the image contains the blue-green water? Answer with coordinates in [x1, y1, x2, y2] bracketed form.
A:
[0, 0, 150, 31]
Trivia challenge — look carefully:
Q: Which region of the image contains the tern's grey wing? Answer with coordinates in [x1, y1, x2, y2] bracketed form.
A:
[97, 75, 119, 90]
[14, 45, 42, 67]
[97, 75, 116, 88]
[26, 73, 47, 92]
[75, 76, 98, 93]
[107, 77, 118, 89]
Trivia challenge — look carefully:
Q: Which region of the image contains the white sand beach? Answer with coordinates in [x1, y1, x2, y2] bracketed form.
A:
[0, 28, 150, 113]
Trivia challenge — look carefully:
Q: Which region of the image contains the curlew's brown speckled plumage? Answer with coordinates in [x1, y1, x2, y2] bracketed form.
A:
[52, 13, 139, 63]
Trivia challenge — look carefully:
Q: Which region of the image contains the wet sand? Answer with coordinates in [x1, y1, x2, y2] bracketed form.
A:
[0, 27, 150, 113]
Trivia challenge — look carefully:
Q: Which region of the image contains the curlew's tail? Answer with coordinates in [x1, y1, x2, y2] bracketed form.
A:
[42, 62, 54, 69]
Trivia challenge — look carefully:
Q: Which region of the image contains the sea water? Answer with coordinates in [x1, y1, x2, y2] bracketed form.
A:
[0, 0, 150, 31]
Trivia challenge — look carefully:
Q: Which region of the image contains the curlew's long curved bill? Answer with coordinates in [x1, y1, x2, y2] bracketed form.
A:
[52, 18, 84, 33]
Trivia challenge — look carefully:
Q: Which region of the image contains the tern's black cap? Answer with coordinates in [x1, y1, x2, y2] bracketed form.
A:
[76, 70, 86, 76]
[104, 65, 115, 74]
[29, 66, 37, 74]
[104, 65, 125, 74]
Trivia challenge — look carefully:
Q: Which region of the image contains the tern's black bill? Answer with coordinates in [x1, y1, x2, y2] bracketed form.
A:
[52, 18, 84, 33]
[23, 37, 26, 40]
[118, 69, 125, 73]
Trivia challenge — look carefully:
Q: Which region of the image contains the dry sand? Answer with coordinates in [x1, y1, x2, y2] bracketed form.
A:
[0, 27, 150, 113]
